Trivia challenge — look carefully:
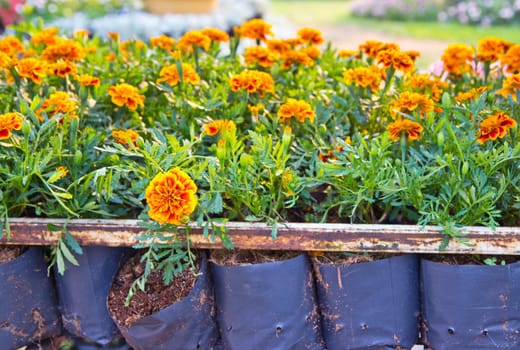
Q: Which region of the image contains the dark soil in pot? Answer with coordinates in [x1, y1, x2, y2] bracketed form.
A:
[0, 245, 23, 263]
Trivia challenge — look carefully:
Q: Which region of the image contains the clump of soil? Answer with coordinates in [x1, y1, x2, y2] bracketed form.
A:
[0, 246, 23, 264]
[312, 252, 395, 265]
[424, 254, 520, 265]
[210, 249, 300, 266]
[108, 249, 200, 328]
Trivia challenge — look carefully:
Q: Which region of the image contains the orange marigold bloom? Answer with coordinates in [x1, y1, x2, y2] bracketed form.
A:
[0, 112, 23, 139]
[200, 27, 229, 42]
[30, 28, 59, 46]
[105, 52, 116, 62]
[177, 30, 211, 52]
[230, 70, 275, 94]
[282, 49, 315, 68]
[359, 40, 399, 59]
[387, 118, 423, 141]
[41, 39, 85, 62]
[74, 29, 90, 40]
[406, 74, 448, 102]
[501, 44, 520, 74]
[16, 58, 46, 84]
[238, 18, 273, 41]
[343, 65, 382, 92]
[441, 43, 474, 76]
[377, 49, 415, 73]
[390, 92, 434, 118]
[300, 46, 321, 60]
[244, 46, 278, 67]
[0, 36, 24, 57]
[75, 73, 100, 87]
[56, 166, 69, 178]
[108, 83, 145, 111]
[37, 91, 77, 121]
[108, 32, 120, 42]
[157, 63, 200, 86]
[48, 60, 76, 77]
[477, 37, 512, 63]
[266, 39, 291, 55]
[112, 129, 139, 147]
[150, 34, 175, 51]
[297, 27, 324, 46]
[145, 169, 198, 225]
[338, 49, 358, 59]
[456, 87, 488, 103]
[0, 52, 13, 69]
[203, 119, 237, 136]
[278, 98, 315, 123]
[478, 112, 516, 144]
[497, 73, 520, 101]
[248, 103, 264, 117]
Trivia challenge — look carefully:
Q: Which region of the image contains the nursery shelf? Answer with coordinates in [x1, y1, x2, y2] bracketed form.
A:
[2, 218, 520, 255]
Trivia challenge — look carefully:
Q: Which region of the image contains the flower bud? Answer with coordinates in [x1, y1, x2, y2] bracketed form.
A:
[22, 120, 30, 136]
[461, 162, 469, 176]
[73, 150, 83, 166]
[437, 132, 444, 148]
[442, 92, 451, 110]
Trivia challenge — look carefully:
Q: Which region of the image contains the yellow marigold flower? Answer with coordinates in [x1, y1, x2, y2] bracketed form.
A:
[157, 63, 200, 86]
[112, 129, 139, 147]
[145, 169, 198, 225]
[497, 73, 520, 101]
[477, 37, 512, 63]
[230, 70, 275, 95]
[282, 49, 315, 69]
[343, 65, 382, 92]
[150, 34, 175, 51]
[203, 119, 237, 136]
[359, 40, 399, 59]
[248, 103, 264, 117]
[387, 118, 423, 141]
[390, 92, 434, 118]
[16, 58, 46, 84]
[74, 29, 90, 40]
[297, 27, 324, 46]
[244, 46, 278, 67]
[108, 83, 145, 111]
[200, 27, 229, 42]
[278, 98, 315, 123]
[0, 52, 13, 69]
[456, 87, 488, 103]
[265, 39, 291, 55]
[0, 36, 24, 57]
[238, 18, 273, 41]
[300, 46, 321, 60]
[406, 74, 448, 102]
[377, 49, 416, 73]
[338, 49, 358, 59]
[108, 32, 120, 42]
[0, 112, 23, 139]
[105, 52, 116, 62]
[75, 74, 100, 87]
[37, 91, 78, 121]
[501, 44, 520, 74]
[441, 43, 474, 75]
[48, 60, 76, 77]
[478, 112, 516, 144]
[56, 166, 68, 178]
[30, 28, 59, 46]
[177, 30, 211, 52]
[41, 39, 85, 62]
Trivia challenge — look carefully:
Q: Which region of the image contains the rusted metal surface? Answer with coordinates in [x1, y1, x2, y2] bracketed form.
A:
[1, 218, 520, 254]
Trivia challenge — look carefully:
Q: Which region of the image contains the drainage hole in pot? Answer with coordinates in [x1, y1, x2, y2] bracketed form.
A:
[360, 323, 368, 330]
[276, 326, 283, 335]
[482, 330, 488, 336]
[448, 327, 455, 335]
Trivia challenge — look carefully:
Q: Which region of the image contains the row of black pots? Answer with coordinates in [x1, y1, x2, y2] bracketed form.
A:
[2, 246, 520, 349]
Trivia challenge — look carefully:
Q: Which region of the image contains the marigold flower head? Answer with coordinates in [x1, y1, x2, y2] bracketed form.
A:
[74, 29, 90, 40]
[238, 18, 273, 41]
[16, 58, 46, 84]
[406, 74, 448, 102]
[30, 28, 59, 46]
[456, 87, 488, 103]
[338, 49, 358, 59]
[112, 129, 139, 147]
[248, 103, 264, 117]
[497, 73, 520, 101]
[297, 27, 324, 46]
[41, 39, 85, 62]
[48, 60, 76, 77]
[150, 34, 175, 51]
[441, 43, 474, 75]
[282, 49, 315, 68]
[278, 98, 315, 123]
[300, 46, 321, 60]
[343, 65, 382, 92]
[56, 166, 68, 178]
[177, 30, 211, 52]
[37, 91, 78, 121]
[145, 169, 198, 225]
[359, 40, 399, 59]
[477, 37, 512, 63]
[501, 44, 520, 74]
[390, 92, 434, 118]
[230, 70, 275, 95]
[108, 32, 120, 42]
[75, 73, 100, 87]
[244, 46, 279, 67]
[203, 119, 237, 136]
[0, 52, 13, 69]
[387, 118, 423, 141]
[478, 112, 516, 144]
[377, 49, 415, 73]
[157, 63, 200, 86]
[266, 39, 291, 55]
[200, 28, 229, 42]
[108, 83, 145, 111]
[0, 112, 23, 139]
[0, 36, 24, 57]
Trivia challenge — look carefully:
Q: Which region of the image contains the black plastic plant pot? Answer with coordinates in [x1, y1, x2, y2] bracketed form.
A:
[421, 258, 520, 350]
[113, 254, 220, 350]
[0, 246, 62, 350]
[211, 253, 325, 350]
[314, 254, 420, 350]
[54, 246, 127, 346]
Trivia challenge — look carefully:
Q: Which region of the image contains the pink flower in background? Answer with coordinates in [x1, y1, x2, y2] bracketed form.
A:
[0, 0, 24, 27]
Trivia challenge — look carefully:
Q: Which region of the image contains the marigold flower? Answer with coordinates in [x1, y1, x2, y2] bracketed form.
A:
[150, 34, 175, 51]
[75, 74, 100, 87]
[477, 37, 512, 63]
[230, 70, 275, 95]
[406, 74, 448, 102]
[377, 49, 415, 73]
[145, 169, 198, 225]
[297, 27, 324, 46]
[477, 112, 516, 144]
[359, 40, 399, 59]
[177, 30, 211, 52]
[0, 36, 24, 57]
[108, 32, 120, 42]
[266, 39, 291, 55]
[497, 73, 520, 101]
[343, 65, 382, 92]
[441, 43, 474, 75]
[244, 46, 278, 67]
[56, 166, 68, 178]
[390, 92, 434, 118]
[0, 112, 23, 139]
[157, 63, 200, 86]
[108, 83, 145, 111]
[105, 52, 116, 62]
[300, 46, 321, 60]
[30, 28, 59, 46]
[282, 49, 315, 68]
[456, 87, 488, 103]
[203, 119, 237, 136]
[278, 98, 315, 123]
[74, 29, 90, 40]
[112, 129, 139, 147]
[248, 103, 264, 117]
[0, 52, 13, 69]
[501, 44, 520, 74]
[37, 91, 78, 121]
[200, 28, 229, 42]
[338, 49, 358, 59]
[16, 58, 46, 84]
[41, 39, 85, 62]
[387, 118, 423, 141]
[238, 18, 273, 41]
[49, 60, 76, 77]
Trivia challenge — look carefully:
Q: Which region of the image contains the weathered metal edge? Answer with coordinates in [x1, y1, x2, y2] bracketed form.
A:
[2, 218, 520, 254]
